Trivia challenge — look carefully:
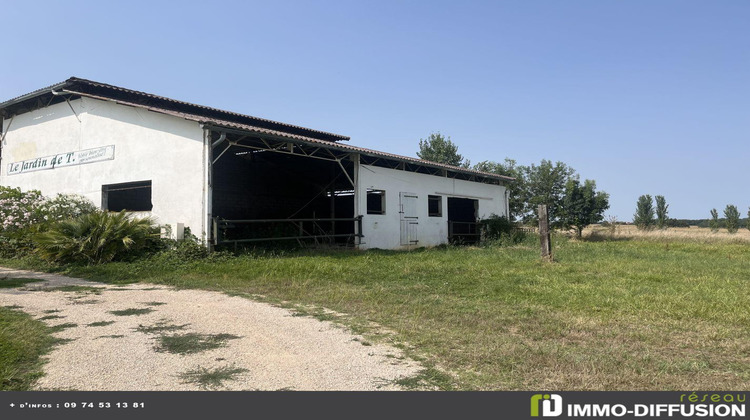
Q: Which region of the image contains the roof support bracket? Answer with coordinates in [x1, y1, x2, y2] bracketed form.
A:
[0, 115, 14, 144]
[51, 90, 81, 122]
[336, 159, 355, 188]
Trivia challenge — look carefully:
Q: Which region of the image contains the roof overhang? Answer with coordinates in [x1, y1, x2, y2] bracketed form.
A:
[203, 123, 515, 184]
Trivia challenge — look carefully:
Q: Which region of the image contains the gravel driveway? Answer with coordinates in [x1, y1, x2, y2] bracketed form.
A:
[0, 267, 422, 391]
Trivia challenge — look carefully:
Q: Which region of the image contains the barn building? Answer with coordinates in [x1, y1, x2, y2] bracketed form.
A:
[0, 78, 512, 249]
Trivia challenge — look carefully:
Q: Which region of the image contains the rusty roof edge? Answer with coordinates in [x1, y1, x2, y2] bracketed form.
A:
[202, 121, 515, 182]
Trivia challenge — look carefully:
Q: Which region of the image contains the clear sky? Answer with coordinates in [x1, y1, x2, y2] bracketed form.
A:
[1, 0, 748, 220]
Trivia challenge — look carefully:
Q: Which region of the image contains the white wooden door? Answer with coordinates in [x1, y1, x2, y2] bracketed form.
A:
[399, 192, 419, 246]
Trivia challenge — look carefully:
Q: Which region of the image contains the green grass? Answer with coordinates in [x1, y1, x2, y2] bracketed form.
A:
[155, 333, 241, 355]
[0, 307, 58, 390]
[2, 237, 749, 390]
[0, 278, 43, 288]
[109, 308, 154, 316]
[178, 366, 248, 389]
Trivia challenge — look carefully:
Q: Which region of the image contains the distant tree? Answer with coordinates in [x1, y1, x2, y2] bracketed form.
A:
[655, 195, 669, 229]
[633, 195, 655, 230]
[560, 179, 610, 238]
[417, 132, 469, 168]
[748, 208, 750, 232]
[724, 205, 740, 233]
[709, 208, 720, 232]
[520, 160, 576, 226]
[473, 158, 524, 221]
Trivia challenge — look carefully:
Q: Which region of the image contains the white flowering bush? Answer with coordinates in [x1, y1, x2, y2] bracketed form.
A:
[0, 187, 45, 233]
[0, 186, 97, 257]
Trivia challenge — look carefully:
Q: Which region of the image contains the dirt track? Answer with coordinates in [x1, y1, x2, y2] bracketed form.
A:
[0, 267, 421, 391]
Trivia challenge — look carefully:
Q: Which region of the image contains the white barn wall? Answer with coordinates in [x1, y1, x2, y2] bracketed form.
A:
[356, 164, 507, 249]
[0, 98, 206, 238]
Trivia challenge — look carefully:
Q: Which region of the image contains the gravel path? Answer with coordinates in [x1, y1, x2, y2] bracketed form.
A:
[0, 267, 422, 391]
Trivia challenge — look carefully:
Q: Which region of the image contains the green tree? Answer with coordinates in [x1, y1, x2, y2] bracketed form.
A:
[520, 160, 576, 226]
[417, 132, 469, 168]
[560, 179, 610, 238]
[633, 195, 655, 230]
[473, 158, 524, 221]
[724, 204, 740, 233]
[747, 207, 750, 232]
[655, 195, 669, 229]
[709, 208, 720, 232]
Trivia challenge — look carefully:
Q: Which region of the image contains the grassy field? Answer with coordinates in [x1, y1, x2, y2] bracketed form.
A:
[1, 231, 749, 390]
[0, 306, 58, 390]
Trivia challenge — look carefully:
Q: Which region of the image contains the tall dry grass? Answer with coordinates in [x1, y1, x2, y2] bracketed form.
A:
[584, 224, 750, 243]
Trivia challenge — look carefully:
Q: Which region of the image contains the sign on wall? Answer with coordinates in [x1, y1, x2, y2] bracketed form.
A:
[7, 145, 115, 175]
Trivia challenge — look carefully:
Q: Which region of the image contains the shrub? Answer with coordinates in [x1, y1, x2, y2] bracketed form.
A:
[478, 214, 527, 245]
[34, 211, 157, 264]
[0, 187, 97, 258]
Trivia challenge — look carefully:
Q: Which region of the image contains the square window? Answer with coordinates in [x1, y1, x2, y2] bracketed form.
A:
[367, 189, 386, 215]
[428, 195, 442, 217]
[102, 180, 152, 212]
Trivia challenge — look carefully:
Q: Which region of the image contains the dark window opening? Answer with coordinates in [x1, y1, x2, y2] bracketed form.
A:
[367, 189, 386, 215]
[102, 181, 152, 212]
[428, 195, 442, 217]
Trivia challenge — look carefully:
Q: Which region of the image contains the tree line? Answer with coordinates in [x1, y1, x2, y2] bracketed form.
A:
[633, 195, 749, 232]
[417, 132, 609, 237]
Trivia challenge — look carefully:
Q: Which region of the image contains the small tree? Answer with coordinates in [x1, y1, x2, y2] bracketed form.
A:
[724, 205, 740, 234]
[417, 132, 469, 168]
[709, 208, 720, 232]
[747, 207, 750, 232]
[655, 195, 669, 229]
[560, 179, 610, 238]
[633, 195, 655, 230]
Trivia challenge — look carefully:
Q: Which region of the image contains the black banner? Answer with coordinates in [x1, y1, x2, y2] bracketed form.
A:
[0, 391, 746, 420]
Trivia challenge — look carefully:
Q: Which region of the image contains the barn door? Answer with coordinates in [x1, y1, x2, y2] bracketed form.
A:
[399, 192, 419, 246]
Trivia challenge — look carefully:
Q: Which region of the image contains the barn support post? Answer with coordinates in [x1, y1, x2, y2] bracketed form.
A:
[203, 128, 216, 250]
[538, 204, 551, 261]
[351, 153, 361, 246]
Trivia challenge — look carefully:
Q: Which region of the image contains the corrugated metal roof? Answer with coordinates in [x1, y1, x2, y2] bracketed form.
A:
[1, 77, 513, 182]
[203, 119, 515, 182]
[1, 77, 349, 142]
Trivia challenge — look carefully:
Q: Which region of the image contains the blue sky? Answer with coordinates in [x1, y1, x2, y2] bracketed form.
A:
[2, 0, 748, 220]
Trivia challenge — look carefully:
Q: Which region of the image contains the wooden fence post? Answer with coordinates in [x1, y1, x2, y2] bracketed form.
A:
[538, 204, 551, 261]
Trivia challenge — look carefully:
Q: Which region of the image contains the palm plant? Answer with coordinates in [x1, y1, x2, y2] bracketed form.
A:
[35, 211, 156, 264]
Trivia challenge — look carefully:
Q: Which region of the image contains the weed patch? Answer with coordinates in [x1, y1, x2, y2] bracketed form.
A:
[49, 323, 77, 333]
[0, 278, 43, 288]
[87, 321, 115, 327]
[135, 321, 188, 334]
[109, 308, 154, 316]
[45, 286, 103, 294]
[155, 333, 240, 355]
[178, 365, 248, 389]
